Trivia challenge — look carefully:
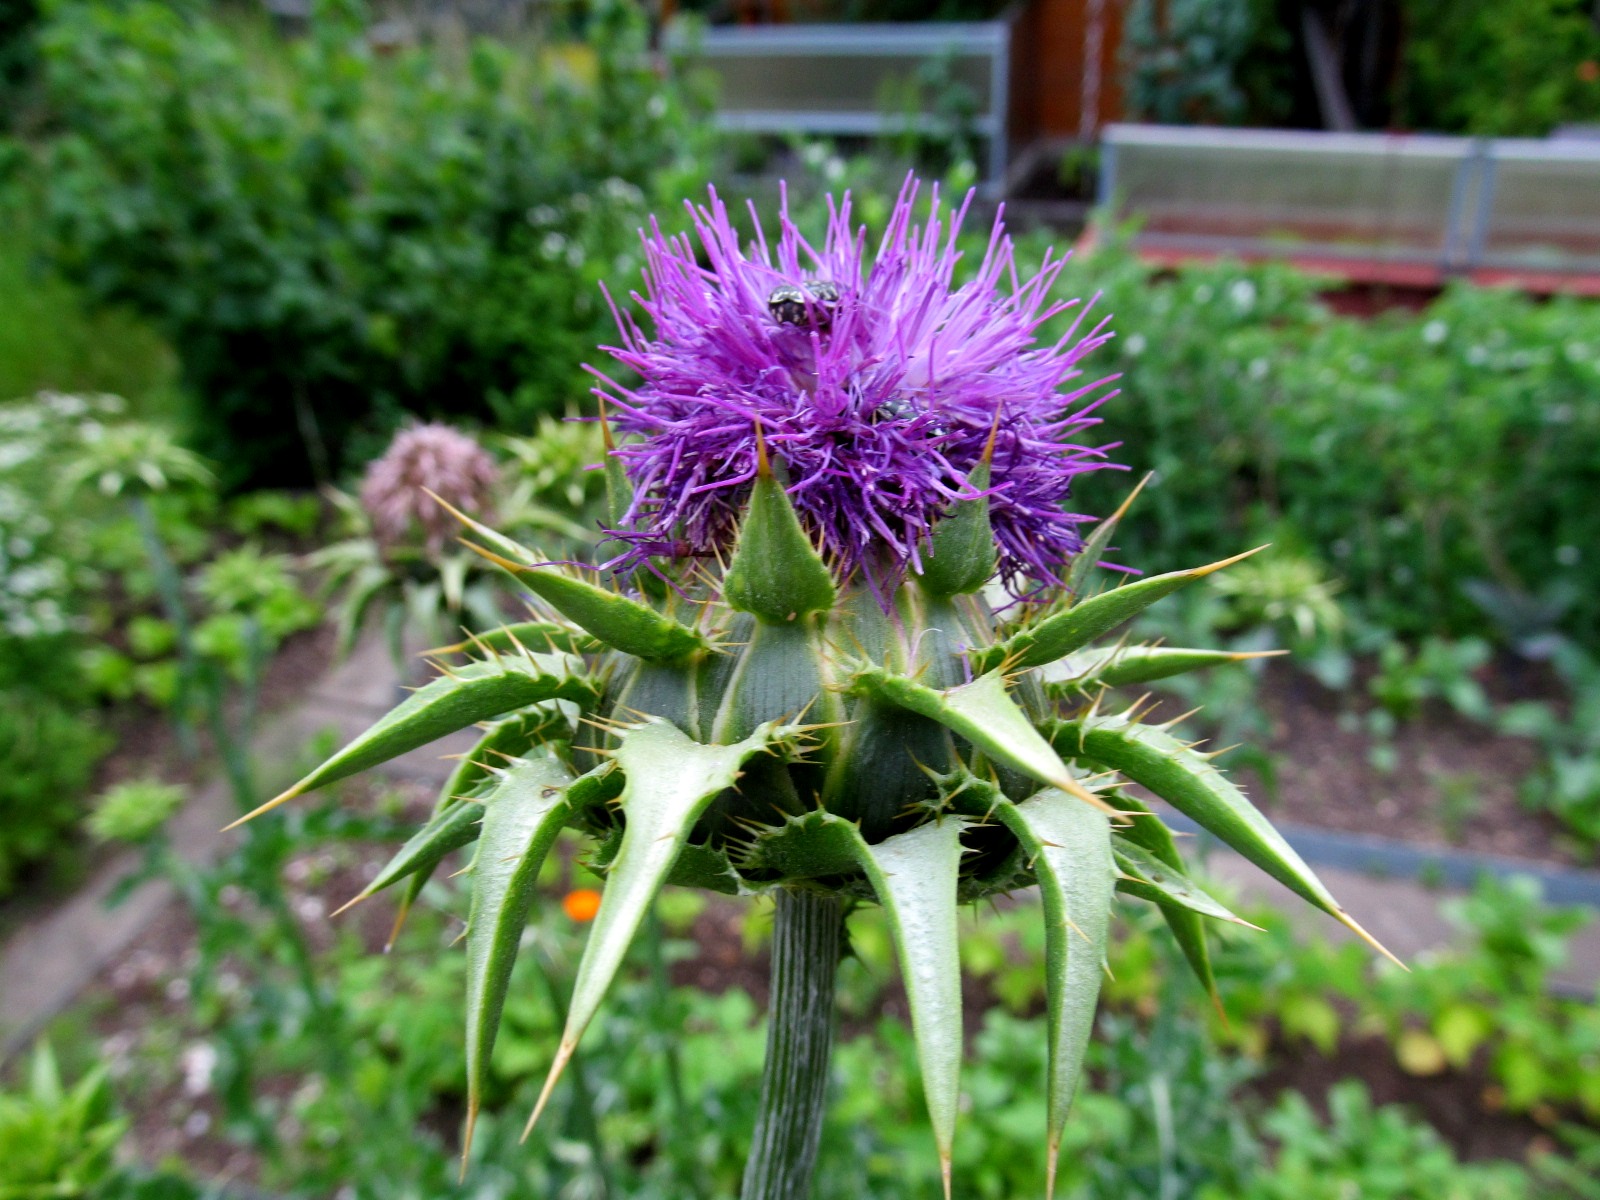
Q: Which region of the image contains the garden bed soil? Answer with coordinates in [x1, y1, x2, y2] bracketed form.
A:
[1251, 1034, 1554, 1165]
[1248, 662, 1575, 868]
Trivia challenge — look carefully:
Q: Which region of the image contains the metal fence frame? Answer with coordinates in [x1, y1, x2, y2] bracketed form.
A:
[1099, 124, 1600, 280]
[669, 18, 1014, 194]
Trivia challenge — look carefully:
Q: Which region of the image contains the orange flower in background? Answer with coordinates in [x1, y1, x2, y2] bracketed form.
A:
[1579, 60, 1599, 84]
[562, 888, 602, 923]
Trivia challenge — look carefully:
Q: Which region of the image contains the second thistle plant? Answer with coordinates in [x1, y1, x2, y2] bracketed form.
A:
[315, 419, 607, 667]
[248, 180, 1395, 1198]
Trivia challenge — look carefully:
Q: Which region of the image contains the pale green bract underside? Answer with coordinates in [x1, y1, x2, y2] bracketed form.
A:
[250, 481, 1392, 1198]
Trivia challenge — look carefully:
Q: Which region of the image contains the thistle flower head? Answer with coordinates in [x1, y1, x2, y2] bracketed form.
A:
[595, 178, 1119, 598]
[359, 423, 499, 555]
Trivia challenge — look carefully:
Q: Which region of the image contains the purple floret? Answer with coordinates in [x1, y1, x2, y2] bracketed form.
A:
[590, 177, 1121, 600]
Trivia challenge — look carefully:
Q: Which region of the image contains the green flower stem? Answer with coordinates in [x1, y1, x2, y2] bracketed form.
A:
[129, 493, 198, 756]
[741, 888, 845, 1200]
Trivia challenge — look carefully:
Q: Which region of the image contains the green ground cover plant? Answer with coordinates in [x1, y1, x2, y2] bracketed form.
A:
[0, 391, 325, 897]
[13, 812, 1590, 1198]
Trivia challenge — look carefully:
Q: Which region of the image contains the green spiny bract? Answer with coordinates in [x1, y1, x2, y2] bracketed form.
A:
[244, 469, 1393, 1194]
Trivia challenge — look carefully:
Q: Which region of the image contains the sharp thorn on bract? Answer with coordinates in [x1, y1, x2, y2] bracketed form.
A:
[1337, 909, 1407, 970]
[1105, 471, 1152, 525]
[383, 898, 413, 954]
[459, 1107, 479, 1181]
[221, 783, 304, 831]
[523, 1042, 576, 1141]
[1058, 775, 1120, 817]
[460, 539, 530, 573]
[1193, 544, 1271, 577]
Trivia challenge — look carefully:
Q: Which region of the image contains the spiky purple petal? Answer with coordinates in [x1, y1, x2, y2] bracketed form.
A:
[593, 178, 1120, 598]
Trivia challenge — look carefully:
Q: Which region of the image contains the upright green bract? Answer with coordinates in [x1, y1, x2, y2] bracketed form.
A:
[255, 180, 1392, 1199]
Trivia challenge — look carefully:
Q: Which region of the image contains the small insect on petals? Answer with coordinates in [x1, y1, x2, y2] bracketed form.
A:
[767, 280, 840, 330]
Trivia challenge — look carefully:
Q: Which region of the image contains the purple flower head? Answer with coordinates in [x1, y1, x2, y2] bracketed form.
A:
[592, 178, 1120, 600]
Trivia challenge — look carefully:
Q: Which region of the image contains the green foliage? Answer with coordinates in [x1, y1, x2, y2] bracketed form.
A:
[36, 0, 708, 488]
[0, 193, 179, 415]
[223, 490, 322, 540]
[1121, 0, 1256, 125]
[60, 421, 213, 500]
[0, 0, 37, 110]
[1057, 243, 1600, 652]
[0, 1042, 124, 1198]
[0, 690, 109, 895]
[1227, 1081, 1528, 1200]
[1208, 875, 1600, 1123]
[1499, 644, 1600, 847]
[1210, 549, 1344, 646]
[1397, 0, 1600, 136]
[86, 778, 187, 844]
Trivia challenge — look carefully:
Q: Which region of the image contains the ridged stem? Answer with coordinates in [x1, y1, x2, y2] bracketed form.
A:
[740, 888, 845, 1200]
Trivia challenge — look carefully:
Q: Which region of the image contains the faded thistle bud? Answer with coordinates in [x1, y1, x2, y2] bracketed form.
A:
[359, 423, 499, 556]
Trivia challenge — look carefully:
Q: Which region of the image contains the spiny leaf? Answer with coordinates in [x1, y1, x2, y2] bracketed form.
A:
[525, 719, 786, 1137]
[1065, 473, 1148, 596]
[851, 666, 1116, 817]
[738, 809, 864, 880]
[227, 657, 601, 828]
[463, 755, 579, 1162]
[722, 442, 836, 623]
[1052, 713, 1401, 966]
[379, 707, 575, 943]
[970, 547, 1266, 674]
[336, 800, 484, 917]
[424, 488, 543, 566]
[447, 707, 581, 805]
[664, 841, 744, 895]
[1112, 792, 1222, 1006]
[919, 457, 996, 597]
[1112, 836, 1259, 928]
[995, 788, 1115, 1199]
[465, 542, 708, 663]
[837, 815, 967, 1197]
[1042, 645, 1285, 695]
[424, 620, 601, 659]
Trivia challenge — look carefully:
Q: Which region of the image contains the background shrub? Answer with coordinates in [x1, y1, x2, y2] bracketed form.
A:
[36, 0, 707, 489]
[0, 0, 37, 117]
[0, 691, 109, 896]
[1397, 0, 1600, 137]
[1053, 242, 1600, 649]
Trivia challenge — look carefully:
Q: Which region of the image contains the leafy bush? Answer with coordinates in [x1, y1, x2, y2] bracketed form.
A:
[0, 691, 109, 894]
[0, 1042, 124, 1197]
[0, 0, 37, 115]
[1053, 242, 1600, 650]
[36, 0, 707, 489]
[1397, 0, 1600, 136]
[1121, 0, 1256, 125]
